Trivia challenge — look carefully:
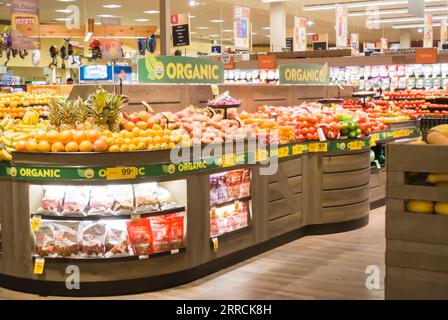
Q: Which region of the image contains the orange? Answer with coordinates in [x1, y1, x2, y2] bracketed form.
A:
[51, 142, 65, 153]
[15, 140, 27, 152]
[26, 139, 38, 152]
[60, 130, 74, 144]
[47, 130, 60, 144]
[93, 139, 108, 152]
[37, 141, 51, 152]
[35, 130, 48, 142]
[120, 144, 129, 152]
[73, 130, 86, 144]
[108, 145, 120, 152]
[79, 140, 93, 152]
[65, 141, 79, 152]
[87, 129, 101, 143]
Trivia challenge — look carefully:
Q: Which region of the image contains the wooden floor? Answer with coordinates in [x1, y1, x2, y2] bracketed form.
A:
[0, 207, 385, 300]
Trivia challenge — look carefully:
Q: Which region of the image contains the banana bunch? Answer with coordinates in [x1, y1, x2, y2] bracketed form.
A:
[15, 122, 45, 133]
[0, 130, 32, 162]
[22, 109, 40, 125]
[0, 117, 15, 132]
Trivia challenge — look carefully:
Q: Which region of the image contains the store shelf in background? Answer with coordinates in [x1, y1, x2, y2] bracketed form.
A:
[30, 206, 186, 221]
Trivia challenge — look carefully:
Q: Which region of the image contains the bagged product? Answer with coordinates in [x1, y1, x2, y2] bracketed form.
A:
[209, 175, 219, 205]
[168, 212, 185, 249]
[154, 186, 179, 210]
[149, 216, 170, 253]
[88, 186, 114, 216]
[109, 185, 134, 214]
[239, 169, 251, 198]
[52, 222, 80, 258]
[236, 202, 249, 229]
[37, 186, 65, 215]
[126, 218, 152, 256]
[34, 221, 56, 257]
[79, 222, 106, 258]
[62, 186, 90, 216]
[134, 183, 160, 213]
[105, 221, 133, 258]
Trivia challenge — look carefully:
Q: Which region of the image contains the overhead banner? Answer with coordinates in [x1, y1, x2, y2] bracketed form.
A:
[335, 4, 348, 48]
[11, 0, 40, 50]
[171, 13, 191, 47]
[441, 19, 448, 46]
[138, 55, 224, 84]
[380, 38, 389, 51]
[233, 6, 250, 50]
[424, 15, 433, 48]
[408, 0, 425, 18]
[101, 39, 123, 60]
[279, 63, 330, 85]
[293, 17, 307, 52]
[350, 34, 360, 53]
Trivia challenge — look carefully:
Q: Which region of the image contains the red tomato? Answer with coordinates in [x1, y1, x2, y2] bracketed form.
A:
[301, 127, 309, 135]
[308, 127, 316, 134]
[306, 133, 314, 141]
[313, 133, 319, 140]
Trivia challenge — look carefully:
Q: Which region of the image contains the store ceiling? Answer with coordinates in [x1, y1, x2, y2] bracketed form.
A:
[0, 0, 447, 46]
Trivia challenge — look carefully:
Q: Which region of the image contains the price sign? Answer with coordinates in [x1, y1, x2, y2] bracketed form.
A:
[371, 133, 380, 146]
[106, 167, 137, 180]
[171, 249, 180, 255]
[348, 141, 365, 151]
[212, 237, 219, 252]
[256, 150, 268, 162]
[392, 129, 411, 138]
[33, 258, 45, 275]
[31, 216, 41, 232]
[131, 214, 141, 221]
[139, 255, 149, 260]
[308, 142, 328, 153]
[222, 154, 236, 167]
[278, 147, 290, 158]
[292, 145, 304, 155]
[211, 84, 220, 96]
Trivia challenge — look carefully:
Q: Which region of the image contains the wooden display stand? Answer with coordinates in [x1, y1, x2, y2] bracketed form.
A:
[386, 142, 448, 299]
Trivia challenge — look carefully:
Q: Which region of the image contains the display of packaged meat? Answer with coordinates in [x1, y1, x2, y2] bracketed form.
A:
[149, 216, 170, 253]
[34, 221, 56, 257]
[134, 183, 160, 213]
[126, 218, 152, 256]
[88, 186, 114, 216]
[62, 186, 90, 217]
[79, 222, 106, 258]
[36, 186, 65, 216]
[105, 221, 133, 258]
[52, 222, 80, 258]
[109, 185, 134, 214]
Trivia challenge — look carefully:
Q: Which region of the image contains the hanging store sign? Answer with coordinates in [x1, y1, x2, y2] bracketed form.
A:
[233, 6, 250, 50]
[441, 19, 448, 46]
[335, 4, 348, 48]
[294, 17, 307, 52]
[11, 0, 40, 50]
[138, 55, 224, 84]
[350, 34, 360, 53]
[171, 13, 191, 47]
[416, 48, 438, 64]
[286, 37, 293, 51]
[380, 38, 388, 51]
[279, 63, 330, 85]
[101, 39, 123, 60]
[424, 15, 433, 48]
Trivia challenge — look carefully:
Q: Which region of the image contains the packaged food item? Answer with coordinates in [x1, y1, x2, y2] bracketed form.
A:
[37, 186, 65, 215]
[149, 216, 170, 253]
[168, 212, 185, 249]
[79, 222, 106, 258]
[236, 202, 249, 229]
[126, 218, 152, 255]
[34, 222, 56, 257]
[134, 183, 160, 213]
[52, 222, 80, 258]
[109, 185, 134, 214]
[155, 186, 179, 210]
[88, 186, 114, 216]
[211, 173, 227, 205]
[105, 221, 133, 258]
[240, 169, 251, 197]
[62, 186, 90, 216]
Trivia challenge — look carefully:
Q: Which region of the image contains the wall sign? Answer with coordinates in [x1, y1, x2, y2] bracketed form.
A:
[138, 55, 224, 84]
[11, 0, 40, 50]
[101, 39, 123, 60]
[234, 6, 250, 50]
[279, 63, 330, 85]
[257, 55, 276, 69]
[416, 48, 438, 64]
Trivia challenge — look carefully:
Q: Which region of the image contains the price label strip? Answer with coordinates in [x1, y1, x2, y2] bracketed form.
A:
[131, 214, 141, 221]
[348, 141, 364, 151]
[106, 167, 137, 180]
[256, 150, 268, 162]
[308, 142, 328, 153]
[278, 147, 290, 158]
[370, 133, 380, 147]
[292, 145, 304, 155]
[33, 257, 45, 275]
[31, 215, 41, 232]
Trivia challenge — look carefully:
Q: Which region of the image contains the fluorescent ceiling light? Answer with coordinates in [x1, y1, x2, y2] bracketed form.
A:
[190, 31, 197, 35]
[103, 4, 122, 9]
[144, 10, 159, 14]
[55, 18, 71, 21]
[392, 23, 441, 29]
[134, 18, 150, 22]
[348, 9, 408, 17]
[262, 27, 271, 30]
[190, 15, 196, 19]
[190, 0, 199, 6]
[382, 15, 448, 24]
[222, 29, 233, 32]
[307, 20, 314, 26]
[94, 22, 102, 25]
[97, 14, 116, 18]
[209, 34, 220, 37]
[57, 0, 76, 2]
[252, 32, 257, 35]
[196, 26, 209, 29]
[55, 9, 73, 13]
[304, 0, 445, 12]
[210, 19, 225, 23]
[418, 28, 423, 33]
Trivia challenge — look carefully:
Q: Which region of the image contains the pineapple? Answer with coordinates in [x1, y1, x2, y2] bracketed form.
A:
[88, 87, 124, 132]
[75, 98, 92, 130]
[47, 98, 79, 130]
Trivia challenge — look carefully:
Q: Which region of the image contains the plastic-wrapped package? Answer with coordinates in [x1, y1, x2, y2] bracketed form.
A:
[62, 186, 90, 217]
[52, 222, 80, 258]
[149, 216, 170, 253]
[105, 221, 133, 258]
[35, 221, 56, 257]
[134, 183, 160, 213]
[79, 222, 106, 258]
[239, 169, 251, 198]
[167, 212, 185, 249]
[109, 185, 134, 214]
[126, 218, 152, 256]
[36, 186, 65, 216]
[154, 186, 179, 210]
[88, 186, 114, 216]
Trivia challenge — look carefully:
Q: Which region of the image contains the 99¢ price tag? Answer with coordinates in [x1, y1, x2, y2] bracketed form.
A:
[211, 84, 220, 96]
[308, 142, 328, 153]
[222, 154, 236, 167]
[33, 258, 45, 275]
[106, 167, 137, 180]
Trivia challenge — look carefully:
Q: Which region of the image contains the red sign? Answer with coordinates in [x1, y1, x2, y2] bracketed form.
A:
[416, 48, 438, 64]
[220, 56, 235, 70]
[170, 14, 179, 25]
[257, 55, 276, 70]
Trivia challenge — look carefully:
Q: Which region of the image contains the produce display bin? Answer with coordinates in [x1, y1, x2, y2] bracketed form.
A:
[386, 142, 448, 299]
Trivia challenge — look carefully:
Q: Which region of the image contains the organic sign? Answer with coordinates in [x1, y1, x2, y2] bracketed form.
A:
[279, 63, 330, 85]
[138, 55, 224, 84]
[11, 0, 40, 50]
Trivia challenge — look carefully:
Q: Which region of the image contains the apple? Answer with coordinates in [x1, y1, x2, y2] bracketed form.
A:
[136, 121, 148, 130]
[138, 111, 150, 122]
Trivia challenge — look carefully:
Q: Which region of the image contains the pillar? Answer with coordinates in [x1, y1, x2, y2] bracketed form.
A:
[400, 30, 411, 49]
[270, 2, 286, 52]
[160, 0, 171, 56]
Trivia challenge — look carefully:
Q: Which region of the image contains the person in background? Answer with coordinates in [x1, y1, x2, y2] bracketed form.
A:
[174, 49, 182, 56]
[66, 77, 74, 85]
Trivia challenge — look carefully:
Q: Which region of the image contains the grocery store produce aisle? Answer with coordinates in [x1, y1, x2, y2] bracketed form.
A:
[0, 208, 385, 300]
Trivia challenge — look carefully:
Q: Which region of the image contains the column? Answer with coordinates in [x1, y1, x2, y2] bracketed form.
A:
[160, 0, 171, 55]
[400, 30, 411, 49]
[270, 1, 286, 52]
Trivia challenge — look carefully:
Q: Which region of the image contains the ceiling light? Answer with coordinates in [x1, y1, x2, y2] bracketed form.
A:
[103, 4, 122, 9]
[57, 0, 76, 2]
[144, 10, 159, 14]
[307, 20, 314, 26]
[392, 23, 441, 29]
[304, 0, 446, 12]
[55, 9, 73, 13]
[382, 15, 448, 24]
[222, 29, 233, 32]
[97, 14, 116, 18]
[210, 19, 225, 23]
[262, 27, 271, 30]
[418, 28, 423, 33]
[190, 0, 199, 6]
[94, 22, 102, 25]
[209, 34, 220, 37]
[54, 18, 71, 21]
[190, 15, 196, 19]
[134, 18, 150, 22]
[348, 9, 408, 17]
[196, 26, 209, 30]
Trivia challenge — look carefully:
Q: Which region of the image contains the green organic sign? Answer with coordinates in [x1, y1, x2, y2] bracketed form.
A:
[279, 63, 330, 85]
[138, 55, 224, 84]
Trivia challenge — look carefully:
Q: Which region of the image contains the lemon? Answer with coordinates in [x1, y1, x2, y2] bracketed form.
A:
[406, 200, 434, 214]
[435, 202, 448, 215]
